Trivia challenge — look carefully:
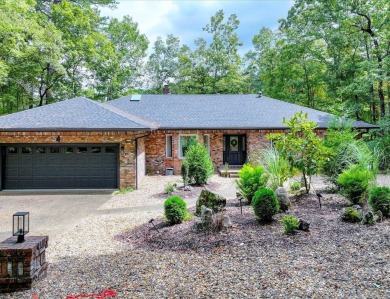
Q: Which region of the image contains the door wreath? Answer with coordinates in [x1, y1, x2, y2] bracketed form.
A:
[230, 138, 238, 147]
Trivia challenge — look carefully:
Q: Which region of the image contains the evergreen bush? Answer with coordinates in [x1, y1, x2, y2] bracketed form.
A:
[280, 215, 299, 234]
[252, 188, 279, 222]
[369, 187, 390, 216]
[337, 165, 373, 204]
[164, 196, 187, 225]
[236, 164, 268, 204]
[185, 142, 214, 185]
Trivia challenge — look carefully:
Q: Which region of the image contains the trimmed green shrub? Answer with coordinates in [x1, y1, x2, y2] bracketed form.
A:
[236, 164, 268, 204]
[337, 165, 373, 204]
[164, 196, 187, 225]
[369, 187, 390, 216]
[341, 206, 363, 223]
[280, 215, 299, 234]
[252, 188, 279, 222]
[185, 142, 214, 185]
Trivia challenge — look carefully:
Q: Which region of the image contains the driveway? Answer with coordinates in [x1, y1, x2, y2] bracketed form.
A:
[0, 190, 113, 243]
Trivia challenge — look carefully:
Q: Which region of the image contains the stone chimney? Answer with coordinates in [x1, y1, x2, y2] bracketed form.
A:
[163, 84, 171, 94]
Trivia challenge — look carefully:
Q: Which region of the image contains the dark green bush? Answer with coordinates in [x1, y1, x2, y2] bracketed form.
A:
[369, 187, 390, 216]
[236, 164, 268, 204]
[337, 165, 373, 204]
[280, 215, 299, 234]
[252, 188, 279, 222]
[164, 196, 187, 225]
[185, 142, 214, 185]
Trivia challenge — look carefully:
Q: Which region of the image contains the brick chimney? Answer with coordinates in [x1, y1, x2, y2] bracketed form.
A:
[163, 84, 171, 94]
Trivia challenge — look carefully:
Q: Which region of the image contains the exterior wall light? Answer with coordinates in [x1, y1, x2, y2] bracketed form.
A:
[13, 212, 29, 243]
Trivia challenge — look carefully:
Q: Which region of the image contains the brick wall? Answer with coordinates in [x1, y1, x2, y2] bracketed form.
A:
[144, 129, 284, 174]
[0, 131, 149, 189]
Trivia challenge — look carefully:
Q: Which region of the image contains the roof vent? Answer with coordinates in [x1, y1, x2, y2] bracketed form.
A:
[130, 94, 141, 101]
[257, 91, 262, 98]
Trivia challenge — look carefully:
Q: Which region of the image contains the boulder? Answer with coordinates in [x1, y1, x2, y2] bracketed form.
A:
[341, 206, 363, 223]
[362, 211, 378, 225]
[222, 215, 232, 228]
[275, 187, 291, 212]
[375, 210, 383, 223]
[196, 189, 226, 215]
[298, 218, 310, 231]
[184, 185, 193, 191]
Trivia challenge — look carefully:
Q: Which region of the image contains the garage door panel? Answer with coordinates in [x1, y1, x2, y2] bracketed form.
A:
[3, 145, 118, 189]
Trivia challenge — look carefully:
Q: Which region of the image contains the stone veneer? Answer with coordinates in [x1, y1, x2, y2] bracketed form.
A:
[0, 131, 150, 189]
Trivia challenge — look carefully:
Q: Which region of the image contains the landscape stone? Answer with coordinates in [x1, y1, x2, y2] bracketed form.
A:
[361, 211, 378, 225]
[196, 189, 226, 215]
[298, 218, 310, 231]
[222, 215, 232, 228]
[275, 187, 291, 212]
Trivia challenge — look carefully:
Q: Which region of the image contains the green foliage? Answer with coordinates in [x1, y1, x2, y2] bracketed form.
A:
[289, 181, 301, 192]
[181, 159, 189, 186]
[164, 196, 187, 225]
[337, 165, 374, 204]
[252, 188, 279, 222]
[280, 215, 299, 235]
[268, 112, 332, 193]
[341, 206, 363, 223]
[164, 182, 176, 194]
[369, 187, 390, 216]
[257, 146, 292, 190]
[114, 187, 134, 195]
[185, 141, 214, 185]
[236, 164, 269, 204]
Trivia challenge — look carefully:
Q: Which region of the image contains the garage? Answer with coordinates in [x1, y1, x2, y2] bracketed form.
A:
[2, 144, 118, 189]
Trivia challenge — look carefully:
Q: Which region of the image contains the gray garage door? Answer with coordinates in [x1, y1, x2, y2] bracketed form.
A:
[3, 145, 118, 189]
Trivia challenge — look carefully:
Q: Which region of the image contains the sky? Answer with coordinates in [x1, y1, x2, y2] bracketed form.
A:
[100, 0, 294, 55]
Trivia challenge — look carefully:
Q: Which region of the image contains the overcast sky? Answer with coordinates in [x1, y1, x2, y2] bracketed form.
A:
[100, 0, 294, 55]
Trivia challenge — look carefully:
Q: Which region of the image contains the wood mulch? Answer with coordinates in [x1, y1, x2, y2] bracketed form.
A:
[116, 192, 390, 298]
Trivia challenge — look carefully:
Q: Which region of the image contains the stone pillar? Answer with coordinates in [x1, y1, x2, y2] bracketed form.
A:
[0, 236, 48, 293]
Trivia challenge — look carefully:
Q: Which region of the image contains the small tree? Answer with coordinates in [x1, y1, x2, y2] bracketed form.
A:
[185, 141, 214, 185]
[268, 112, 331, 193]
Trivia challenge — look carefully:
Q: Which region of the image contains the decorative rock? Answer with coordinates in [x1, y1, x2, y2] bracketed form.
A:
[201, 205, 215, 225]
[275, 187, 291, 212]
[184, 185, 193, 191]
[196, 189, 226, 215]
[298, 219, 310, 231]
[341, 206, 363, 223]
[374, 210, 383, 222]
[361, 211, 378, 225]
[222, 215, 232, 228]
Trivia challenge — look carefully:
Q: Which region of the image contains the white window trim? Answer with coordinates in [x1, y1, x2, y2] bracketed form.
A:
[178, 134, 198, 158]
[203, 134, 210, 154]
[166, 134, 173, 158]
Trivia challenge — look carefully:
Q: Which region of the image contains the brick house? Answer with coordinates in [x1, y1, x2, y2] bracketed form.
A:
[0, 94, 375, 190]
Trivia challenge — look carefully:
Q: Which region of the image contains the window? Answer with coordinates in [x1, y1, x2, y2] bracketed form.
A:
[203, 134, 210, 154]
[35, 147, 45, 154]
[166, 135, 173, 158]
[91, 147, 101, 153]
[179, 135, 197, 158]
[7, 147, 17, 154]
[76, 147, 88, 154]
[105, 146, 117, 153]
[64, 147, 74, 154]
[49, 147, 60, 154]
[21, 147, 32, 154]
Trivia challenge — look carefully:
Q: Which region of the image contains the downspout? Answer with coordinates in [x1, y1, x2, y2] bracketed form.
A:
[134, 132, 152, 189]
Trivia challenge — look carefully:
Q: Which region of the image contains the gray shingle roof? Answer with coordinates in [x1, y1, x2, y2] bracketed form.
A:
[107, 94, 376, 129]
[0, 97, 154, 131]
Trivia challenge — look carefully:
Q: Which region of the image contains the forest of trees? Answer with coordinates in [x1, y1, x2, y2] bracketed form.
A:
[0, 0, 389, 124]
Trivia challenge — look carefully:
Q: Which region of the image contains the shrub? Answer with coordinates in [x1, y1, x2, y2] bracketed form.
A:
[289, 181, 301, 192]
[164, 182, 175, 194]
[252, 188, 279, 222]
[164, 196, 187, 225]
[236, 164, 268, 204]
[257, 146, 292, 190]
[280, 215, 299, 234]
[181, 160, 189, 186]
[337, 165, 373, 204]
[369, 187, 390, 216]
[185, 142, 214, 185]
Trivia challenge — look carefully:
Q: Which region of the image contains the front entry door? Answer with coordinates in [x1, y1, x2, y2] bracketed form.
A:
[223, 135, 246, 165]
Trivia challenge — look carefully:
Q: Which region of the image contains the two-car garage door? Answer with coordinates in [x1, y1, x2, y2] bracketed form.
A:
[2, 144, 118, 189]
